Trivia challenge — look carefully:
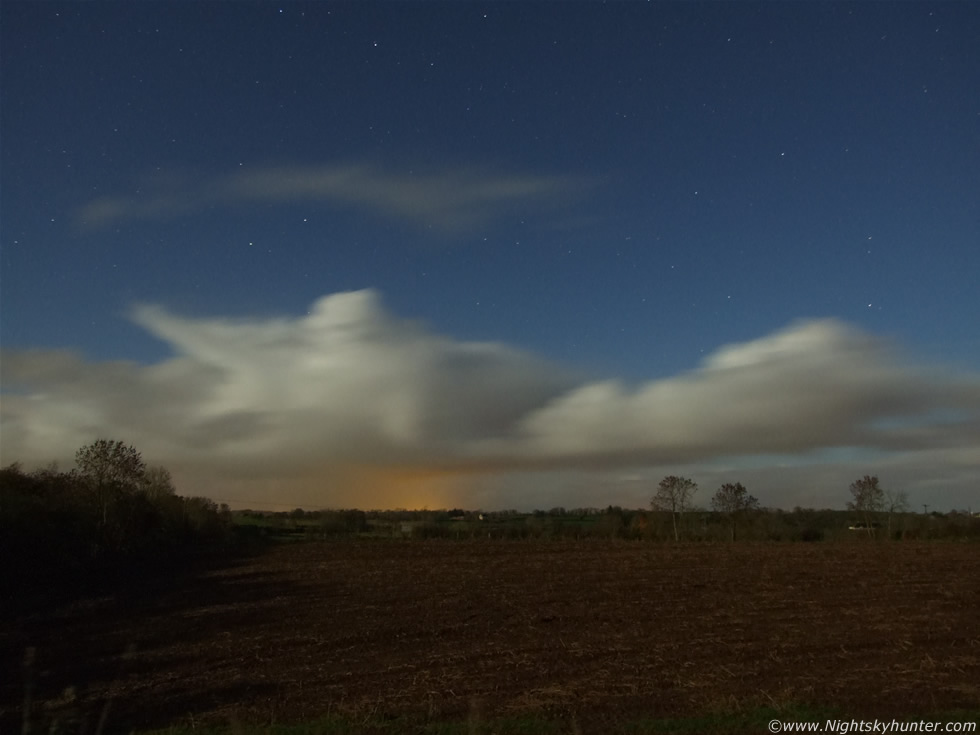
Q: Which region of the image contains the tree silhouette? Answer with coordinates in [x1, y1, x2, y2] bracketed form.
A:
[710, 482, 759, 541]
[651, 475, 698, 541]
[847, 475, 885, 537]
[144, 465, 176, 500]
[75, 439, 147, 528]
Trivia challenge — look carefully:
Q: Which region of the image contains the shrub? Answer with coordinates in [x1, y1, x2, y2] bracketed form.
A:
[799, 527, 824, 543]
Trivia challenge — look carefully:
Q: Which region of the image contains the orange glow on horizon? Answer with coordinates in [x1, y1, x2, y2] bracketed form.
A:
[174, 464, 473, 512]
[342, 465, 463, 509]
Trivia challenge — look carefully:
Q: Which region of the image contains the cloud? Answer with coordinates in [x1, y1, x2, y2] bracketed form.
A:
[2, 291, 978, 509]
[509, 320, 980, 464]
[74, 163, 590, 232]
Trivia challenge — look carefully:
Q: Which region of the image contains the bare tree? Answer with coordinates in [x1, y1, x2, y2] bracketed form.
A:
[651, 475, 698, 541]
[710, 482, 759, 541]
[847, 475, 885, 538]
[884, 488, 909, 539]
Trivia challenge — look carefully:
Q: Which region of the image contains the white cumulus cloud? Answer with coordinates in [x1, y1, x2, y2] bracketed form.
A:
[2, 291, 978, 509]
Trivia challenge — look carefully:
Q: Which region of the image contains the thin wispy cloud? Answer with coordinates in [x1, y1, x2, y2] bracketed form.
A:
[75, 163, 591, 232]
[2, 290, 978, 509]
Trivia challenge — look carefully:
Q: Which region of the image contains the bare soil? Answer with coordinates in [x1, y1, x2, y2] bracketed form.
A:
[2, 541, 979, 732]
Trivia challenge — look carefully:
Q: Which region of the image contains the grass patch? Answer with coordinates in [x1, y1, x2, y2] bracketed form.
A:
[136, 706, 980, 735]
[623, 704, 839, 734]
[138, 714, 567, 735]
[134, 705, 980, 735]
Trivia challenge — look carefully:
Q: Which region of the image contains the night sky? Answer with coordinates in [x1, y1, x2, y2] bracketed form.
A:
[2, 2, 978, 511]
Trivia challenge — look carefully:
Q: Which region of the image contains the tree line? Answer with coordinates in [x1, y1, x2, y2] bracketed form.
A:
[245, 492, 977, 544]
[648, 473, 973, 542]
[652, 476, 762, 541]
[4, 440, 977, 601]
[1, 439, 234, 603]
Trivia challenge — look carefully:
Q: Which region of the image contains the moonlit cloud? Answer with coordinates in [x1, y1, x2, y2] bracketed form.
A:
[511, 320, 980, 464]
[2, 290, 978, 509]
[74, 163, 590, 232]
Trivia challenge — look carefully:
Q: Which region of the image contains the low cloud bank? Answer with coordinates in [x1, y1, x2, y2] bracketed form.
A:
[3, 290, 978, 509]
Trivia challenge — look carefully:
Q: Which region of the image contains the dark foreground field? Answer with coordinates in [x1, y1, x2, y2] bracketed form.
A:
[3, 541, 979, 733]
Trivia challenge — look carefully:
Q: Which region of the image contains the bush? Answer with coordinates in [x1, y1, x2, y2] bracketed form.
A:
[799, 527, 824, 542]
[412, 522, 450, 539]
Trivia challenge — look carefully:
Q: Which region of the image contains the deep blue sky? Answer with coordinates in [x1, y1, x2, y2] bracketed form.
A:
[2, 2, 978, 510]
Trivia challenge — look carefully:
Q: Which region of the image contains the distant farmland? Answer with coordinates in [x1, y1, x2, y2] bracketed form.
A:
[4, 541, 979, 733]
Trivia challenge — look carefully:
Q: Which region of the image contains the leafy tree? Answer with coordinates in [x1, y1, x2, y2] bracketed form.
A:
[75, 439, 148, 547]
[628, 511, 651, 539]
[710, 482, 759, 541]
[75, 439, 146, 489]
[2, 456, 235, 604]
[183, 496, 230, 540]
[144, 465, 176, 500]
[651, 475, 698, 541]
[847, 475, 885, 537]
[342, 509, 368, 533]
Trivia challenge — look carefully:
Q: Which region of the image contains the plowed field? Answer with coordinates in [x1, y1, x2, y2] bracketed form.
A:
[3, 541, 979, 732]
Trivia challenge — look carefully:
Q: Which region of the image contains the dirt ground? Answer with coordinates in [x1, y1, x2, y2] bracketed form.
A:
[2, 540, 979, 732]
